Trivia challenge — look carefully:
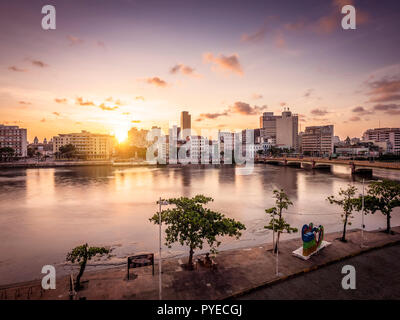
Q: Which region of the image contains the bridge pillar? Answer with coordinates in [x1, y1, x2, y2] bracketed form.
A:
[350, 162, 356, 175]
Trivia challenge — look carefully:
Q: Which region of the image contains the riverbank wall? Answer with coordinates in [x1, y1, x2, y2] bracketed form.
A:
[1, 227, 399, 300]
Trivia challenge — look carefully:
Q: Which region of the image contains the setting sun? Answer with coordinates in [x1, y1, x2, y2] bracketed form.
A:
[114, 128, 128, 143]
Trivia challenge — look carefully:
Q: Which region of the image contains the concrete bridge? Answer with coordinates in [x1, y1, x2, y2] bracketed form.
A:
[255, 157, 400, 175]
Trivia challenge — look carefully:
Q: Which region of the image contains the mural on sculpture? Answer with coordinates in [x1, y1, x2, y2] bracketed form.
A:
[302, 223, 324, 256]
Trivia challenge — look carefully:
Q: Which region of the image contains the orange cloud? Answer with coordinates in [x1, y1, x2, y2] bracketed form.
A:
[67, 35, 83, 46]
[29, 59, 48, 68]
[99, 103, 118, 111]
[8, 65, 27, 72]
[54, 98, 67, 104]
[170, 64, 199, 77]
[367, 77, 400, 103]
[76, 97, 95, 106]
[252, 93, 263, 100]
[203, 52, 243, 75]
[145, 77, 168, 87]
[310, 108, 330, 116]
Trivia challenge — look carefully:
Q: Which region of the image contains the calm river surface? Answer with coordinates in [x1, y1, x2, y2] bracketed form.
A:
[0, 164, 399, 285]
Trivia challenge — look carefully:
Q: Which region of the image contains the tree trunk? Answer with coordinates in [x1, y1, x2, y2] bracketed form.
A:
[188, 247, 194, 270]
[274, 232, 281, 254]
[75, 258, 87, 290]
[341, 216, 348, 242]
[386, 213, 391, 234]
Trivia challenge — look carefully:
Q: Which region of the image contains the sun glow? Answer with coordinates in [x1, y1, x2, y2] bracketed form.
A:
[114, 128, 128, 143]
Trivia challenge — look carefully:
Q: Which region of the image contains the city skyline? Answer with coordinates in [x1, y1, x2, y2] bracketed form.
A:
[1, 0, 400, 142]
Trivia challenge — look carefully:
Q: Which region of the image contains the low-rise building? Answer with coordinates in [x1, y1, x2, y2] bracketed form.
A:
[301, 125, 334, 156]
[53, 130, 114, 160]
[362, 128, 400, 154]
[28, 137, 53, 157]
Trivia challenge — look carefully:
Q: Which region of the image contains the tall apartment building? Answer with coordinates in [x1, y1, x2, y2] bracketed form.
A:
[301, 125, 334, 156]
[259, 109, 298, 148]
[180, 111, 191, 139]
[260, 112, 280, 144]
[276, 109, 298, 149]
[0, 124, 27, 157]
[53, 130, 114, 160]
[241, 129, 260, 144]
[362, 128, 400, 154]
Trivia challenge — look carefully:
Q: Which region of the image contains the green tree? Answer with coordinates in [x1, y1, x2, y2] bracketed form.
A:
[149, 195, 246, 269]
[66, 243, 109, 290]
[27, 147, 35, 158]
[327, 185, 358, 242]
[0, 147, 15, 162]
[362, 180, 400, 234]
[264, 189, 298, 253]
[59, 144, 77, 159]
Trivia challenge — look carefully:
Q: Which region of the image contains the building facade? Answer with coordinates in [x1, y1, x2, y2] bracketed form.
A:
[362, 128, 400, 154]
[28, 137, 53, 157]
[0, 124, 27, 157]
[260, 112, 280, 144]
[276, 109, 298, 149]
[127, 127, 150, 148]
[53, 131, 114, 160]
[301, 125, 334, 156]
[180, 111, 191, 139]
[260, 109, 298, 149]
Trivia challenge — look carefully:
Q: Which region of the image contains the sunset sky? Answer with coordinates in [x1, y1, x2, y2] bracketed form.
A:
[1, 0, 400, 142]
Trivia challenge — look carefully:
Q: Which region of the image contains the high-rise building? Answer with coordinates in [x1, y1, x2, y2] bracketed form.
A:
[53, 130, 114, 160]
[241, 129, 260, 145]
[260, 112, 280, 144]
[180, 111, 191, 139]
[276, 109, 298, 149]
[0, 124, 27, 157]
[362, 128, 400, 154]
[260, 109, 298, 148]
[301, 125, 334, 156]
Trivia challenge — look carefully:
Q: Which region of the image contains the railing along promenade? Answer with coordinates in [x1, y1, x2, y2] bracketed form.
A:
[258, 156, 400, 172]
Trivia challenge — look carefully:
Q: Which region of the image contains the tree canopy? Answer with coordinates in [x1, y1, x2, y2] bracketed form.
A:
[66, 243, 109, 290]
[327, 184, 358, 242]
[361, 180, 400, 234]
[149, 195, 246, 268]
[264, 189, 298, 253]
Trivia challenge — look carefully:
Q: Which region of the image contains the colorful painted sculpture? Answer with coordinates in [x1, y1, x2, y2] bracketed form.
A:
[302, 223, 324, 256]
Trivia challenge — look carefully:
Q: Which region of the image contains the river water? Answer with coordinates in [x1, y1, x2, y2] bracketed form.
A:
[0, 164, 399, 286]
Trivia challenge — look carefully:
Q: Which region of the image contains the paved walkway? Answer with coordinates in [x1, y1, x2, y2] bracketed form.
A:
[237, 243, 400, 300]
[1, 227, 400, 300]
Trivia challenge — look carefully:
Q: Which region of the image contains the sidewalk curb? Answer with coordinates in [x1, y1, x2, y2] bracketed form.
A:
[221, 239, 400, 300]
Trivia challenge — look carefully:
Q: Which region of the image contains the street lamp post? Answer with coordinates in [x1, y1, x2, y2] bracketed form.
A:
[158, 197, 169, 300]
[361, 179, 368, 248]
[273, 213, 282, 277]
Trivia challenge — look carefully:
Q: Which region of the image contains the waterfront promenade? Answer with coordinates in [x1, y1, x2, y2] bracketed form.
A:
[1, 227, 399, 300]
